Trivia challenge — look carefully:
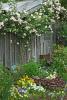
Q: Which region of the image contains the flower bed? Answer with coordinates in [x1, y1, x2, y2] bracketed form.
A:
[8, 75, 67, 100]
[9, 75, 46, 100]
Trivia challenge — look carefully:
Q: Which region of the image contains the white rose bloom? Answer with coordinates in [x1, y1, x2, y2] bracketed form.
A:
[32, 29, 37, 33]
[31, 14, 33, 17]
[33, 16, 36, 19]
[39, 13, 42, 16]
[51, 30, 53, 33]
[56, 7, 61, 11]
[25, 26, 30, 30]
[30, 29, 37, 33]
[22, 36, 24, 38]
[0, 22, 4, 27]
[23, 11, 28, 14]
[51, 19, 55, 23]
[24, 45, 27, 47]
[4, 33, 6, 35]
[35, 12, 38, 15]
[61, 7, 66, 11]
[15, 12, 20, 18]
[26, 41, 29, 44]
[45, 25, 48, 28]
[49, 25, 51, 28]
[29, 30, 32, 33]
[38, 16, 41, 19]
[23, 21, 28, 24]
[5, 18, 8, 21]
[36, 34, 41, 37]
[10, 40, 12, 43]
[18, 18, 22, 24]
[0, 22, 4, 29]
[17, 42, 19, 45]
[23, 33, 26, 36]
[10, 16, 17, 21]
[43, 2, 47, 6]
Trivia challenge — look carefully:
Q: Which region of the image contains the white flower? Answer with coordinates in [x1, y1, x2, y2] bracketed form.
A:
[30, 29, 37, 33]
[24, 45, 27, 47]
[26, 41, 29, 44]
[51, 19, 55, 23]
[51, 30, 53, 33]
[25, 26, 30, 30]
[48, 25, 52, 30]
[10, 16, 17, 21]
[56, 7, 61, 11]
[31, 14, 33, 17]
[36, 34, 41, 37]
[0, 22, 4, 26]
[45, 25, 48, 28]
[5, 18, 8, 21]
[43, 2, 47, 6]
[3, 33, 6, 35]
[22, 36, 24, 38]
[31, 85, 45, 92]
[23, 21, 28, 24]
[18, 18, 22, 24]
[17, 42, 19, 45]
[23, 11, 28, 14]
[39, 13, 42, 16]
[15, 12, 20, 18]
[33, 16, 36, 19]
[35, 12, 38, 15]
[32, 29, 37, 33]
[61, 7, 66, 11]
[48, 25, 51, 28]
[23, 33, 26, 36]
[0, 22, 4, 28]
[10, 40, 12, 43]
[46, 72, 57, 79]
[38, 16, 41, 19]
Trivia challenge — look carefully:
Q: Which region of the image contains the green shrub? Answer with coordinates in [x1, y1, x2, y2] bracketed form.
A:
[22, 60, 40, 77]
[22, 60, 49, 78]
[51, 45, 67, 81]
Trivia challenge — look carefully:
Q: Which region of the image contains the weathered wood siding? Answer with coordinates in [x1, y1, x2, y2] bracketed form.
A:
[0, 34, 20, 67]
[0, 33, 52, 67]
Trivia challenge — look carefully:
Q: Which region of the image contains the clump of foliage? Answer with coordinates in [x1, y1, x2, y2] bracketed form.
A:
[51, 44, 67, 81]
[22, 60, 49, 77]
[22, 60, 40, 77]
[0, 65, 13, 100]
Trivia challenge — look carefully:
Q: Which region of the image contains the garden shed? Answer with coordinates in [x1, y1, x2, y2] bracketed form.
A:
[0, 0, 53, 67]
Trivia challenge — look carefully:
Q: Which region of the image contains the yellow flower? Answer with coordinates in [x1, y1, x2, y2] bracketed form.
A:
[17, 75, 35, 88]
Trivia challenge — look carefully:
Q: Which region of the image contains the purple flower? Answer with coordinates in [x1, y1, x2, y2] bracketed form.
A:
[18, 87, 27, 95]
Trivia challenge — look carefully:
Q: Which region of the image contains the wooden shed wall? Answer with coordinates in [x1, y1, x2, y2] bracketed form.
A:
[0, 33, 52, 67]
